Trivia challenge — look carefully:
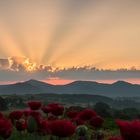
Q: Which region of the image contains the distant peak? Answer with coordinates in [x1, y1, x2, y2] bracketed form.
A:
[112, 80, 131, 85]
[26, 79, 39, 83]
[67, 80, 99, 85]
[24, 79, 53, 86]
[24, 79, 46, 84]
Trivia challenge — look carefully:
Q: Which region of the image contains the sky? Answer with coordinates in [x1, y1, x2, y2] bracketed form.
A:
[0, 0, 140, 84]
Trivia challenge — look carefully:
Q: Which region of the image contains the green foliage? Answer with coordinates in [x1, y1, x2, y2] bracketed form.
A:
[103, 118, 118, 130]
[0, 96, 8, 111]
[94, 102, 112, 118]
[27, 117, 38, 133]
[76, 125, 88, 136]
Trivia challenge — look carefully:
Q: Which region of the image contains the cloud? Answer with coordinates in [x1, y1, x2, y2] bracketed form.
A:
[0, 58, 9, 69]
[0, 57, 140, 82]
[2, 56, 39, 71]
[52, 67, 140, 81]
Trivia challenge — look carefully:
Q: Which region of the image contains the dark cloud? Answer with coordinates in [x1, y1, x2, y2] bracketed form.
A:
[52, 67, 140, 81]
[0, 58, 9, 69]
[0, 61, 140, 82]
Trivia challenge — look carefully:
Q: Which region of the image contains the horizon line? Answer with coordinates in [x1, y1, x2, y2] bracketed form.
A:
[0, 79, 139, 86]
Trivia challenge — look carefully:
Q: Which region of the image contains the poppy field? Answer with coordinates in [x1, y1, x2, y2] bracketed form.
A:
[0, 101, 139, 140]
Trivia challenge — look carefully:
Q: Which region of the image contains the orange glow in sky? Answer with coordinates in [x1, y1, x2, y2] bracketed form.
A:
[0, 78, 140, 85]
[0, 0, 140, 69]
[42, 78, 74, 85]
[39, 78, 140, 85]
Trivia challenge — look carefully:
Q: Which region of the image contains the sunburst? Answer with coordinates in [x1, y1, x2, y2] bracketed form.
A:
[8, 56, 37, 72]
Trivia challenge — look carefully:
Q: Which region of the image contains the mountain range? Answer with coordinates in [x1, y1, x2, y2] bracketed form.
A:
[0, 79, 140, 97]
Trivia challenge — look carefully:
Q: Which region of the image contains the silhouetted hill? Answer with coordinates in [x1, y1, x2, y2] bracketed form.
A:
[112, 81, 132, 86]
[0, 79, 140, 97]
[26, 79, 53, 87]
[0, 81, 41, 94]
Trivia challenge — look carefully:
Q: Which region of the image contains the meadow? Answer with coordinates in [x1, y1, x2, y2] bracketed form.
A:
[0, 99, 139, 140]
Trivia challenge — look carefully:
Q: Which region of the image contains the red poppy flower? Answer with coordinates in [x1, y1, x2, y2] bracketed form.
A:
[23, 110, 32, 117]
[89, 116, 104, 128]
[73, 117, 85, 126]
[47, 103, 64, 116]
[28, 101, 42, 110]
[51, 105, 64, 116]
[9, 110, 23, 120]
[67, 111, 78, 119]
[49, 120, 76, 137]
[41, 106, 52, 114]
[38, 120, 51, 135]
[116, 120, 140, 140]
[78, 109, 97, 121]
[16, 120, 27, 131]
[0, 119, 12, 139]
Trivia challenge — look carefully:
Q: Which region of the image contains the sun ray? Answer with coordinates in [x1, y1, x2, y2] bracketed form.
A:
[0, 22, 24, 57]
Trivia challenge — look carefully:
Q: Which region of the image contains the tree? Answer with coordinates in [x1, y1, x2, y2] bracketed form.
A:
[94, 102, 112, 118]
[0, 96, 8, 111]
